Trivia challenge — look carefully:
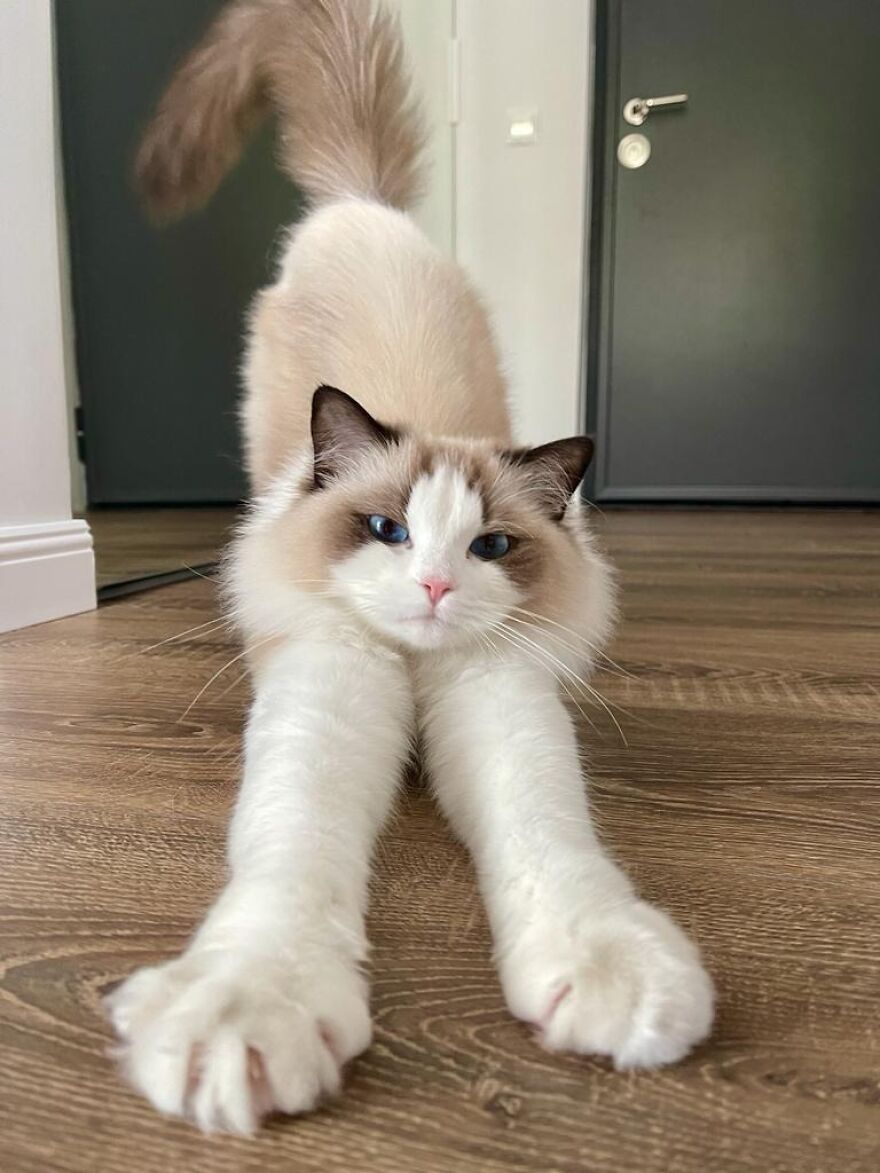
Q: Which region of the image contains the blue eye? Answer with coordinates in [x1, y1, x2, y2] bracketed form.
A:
[368, 514, 409, 544]
[469, 532, 511, 560]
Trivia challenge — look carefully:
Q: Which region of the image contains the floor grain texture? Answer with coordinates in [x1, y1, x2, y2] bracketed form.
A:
[83, 508, 237, 587]
[1, 508, 878, 1172]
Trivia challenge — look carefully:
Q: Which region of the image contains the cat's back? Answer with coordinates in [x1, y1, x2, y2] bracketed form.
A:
[243, 198, 511, 492]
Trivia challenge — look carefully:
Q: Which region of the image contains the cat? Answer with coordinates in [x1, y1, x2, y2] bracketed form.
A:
[106, 0, 714, 1134]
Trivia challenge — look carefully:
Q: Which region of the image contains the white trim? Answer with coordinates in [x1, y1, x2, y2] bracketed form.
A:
[0, 519, 95, 633]
[577, 11, 598, 444]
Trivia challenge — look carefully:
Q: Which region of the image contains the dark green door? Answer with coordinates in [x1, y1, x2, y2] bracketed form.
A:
[55, 1, 299, 503]
[590, 0, 880, 501]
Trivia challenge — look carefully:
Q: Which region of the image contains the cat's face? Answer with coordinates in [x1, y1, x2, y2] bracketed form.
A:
[261, 387, 597, 653]
[331, 460, 528, 650]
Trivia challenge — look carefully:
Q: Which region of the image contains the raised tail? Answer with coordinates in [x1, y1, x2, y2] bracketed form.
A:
[135, 0, 426, 220]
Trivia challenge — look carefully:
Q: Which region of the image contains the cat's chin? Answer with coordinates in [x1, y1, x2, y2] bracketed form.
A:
[391, 615, 456, 651]
[370, 612, 472, 652]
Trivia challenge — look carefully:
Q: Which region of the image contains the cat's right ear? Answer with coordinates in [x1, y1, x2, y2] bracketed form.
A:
[310, 386, 399, 488]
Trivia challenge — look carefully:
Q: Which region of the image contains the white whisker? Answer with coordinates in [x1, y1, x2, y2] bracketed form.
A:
[510, 605, 635, 679]
[494, 621, 628, 746]
[177, 633, 281, 722]
[181, 563, 218, 582]
[486, 622, 601, 735]
[139, 616, 231, 655]
[503, 614, 631, 681]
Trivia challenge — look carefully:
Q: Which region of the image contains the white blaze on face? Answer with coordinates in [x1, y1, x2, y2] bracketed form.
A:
[330, 459, 522, 650]
[405, 464, 484, 589]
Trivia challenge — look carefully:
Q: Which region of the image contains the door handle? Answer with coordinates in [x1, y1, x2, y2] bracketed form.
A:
[623, 93, 688, 126]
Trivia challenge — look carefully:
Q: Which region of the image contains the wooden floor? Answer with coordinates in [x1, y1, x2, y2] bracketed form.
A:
[84, 508, 237, 588]
[1, 509, 878, 1172]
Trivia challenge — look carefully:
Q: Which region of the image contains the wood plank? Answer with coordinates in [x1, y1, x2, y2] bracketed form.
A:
[82, 508, 238, 587]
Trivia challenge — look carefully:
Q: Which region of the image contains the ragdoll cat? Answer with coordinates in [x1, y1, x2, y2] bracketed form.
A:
[107, 0, 714, 1134]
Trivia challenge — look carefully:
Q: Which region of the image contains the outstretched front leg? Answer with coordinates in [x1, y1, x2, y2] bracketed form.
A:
[108, 639, 413, 1133]
[418, 653, 713, 1068]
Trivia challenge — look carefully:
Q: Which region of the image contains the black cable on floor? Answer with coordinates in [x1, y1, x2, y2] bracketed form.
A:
[97, 563, 218, 602]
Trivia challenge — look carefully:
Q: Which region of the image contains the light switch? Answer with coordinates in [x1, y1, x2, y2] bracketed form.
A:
[507, 108, 539, 145]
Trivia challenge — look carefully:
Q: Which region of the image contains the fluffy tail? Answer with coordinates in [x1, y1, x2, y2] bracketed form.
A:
[135, 0, 425, 220]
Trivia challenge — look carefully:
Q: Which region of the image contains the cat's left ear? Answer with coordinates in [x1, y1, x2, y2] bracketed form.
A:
[506, 436, 594, 520]
[310, 385, 399, 487]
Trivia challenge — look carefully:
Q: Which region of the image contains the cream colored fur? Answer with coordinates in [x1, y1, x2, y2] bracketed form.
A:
[244, 198, 511, 491]
[109, 0, 714, 1133]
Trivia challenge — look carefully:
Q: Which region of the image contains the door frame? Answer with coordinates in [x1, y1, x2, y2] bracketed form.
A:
[582, 0, 615, 503]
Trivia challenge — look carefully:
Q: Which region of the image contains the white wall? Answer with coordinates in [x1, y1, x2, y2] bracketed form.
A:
[0, 0, 94, 632]
[456, 0, 592, 445]
[389, 0, 455, 255]
[394, 0, 594, 443]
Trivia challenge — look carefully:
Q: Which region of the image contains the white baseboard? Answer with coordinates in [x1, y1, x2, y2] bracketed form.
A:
[0, 518, 96, 633]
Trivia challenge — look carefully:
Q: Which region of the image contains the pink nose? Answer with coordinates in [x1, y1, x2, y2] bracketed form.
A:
[421, 578, 454, 607]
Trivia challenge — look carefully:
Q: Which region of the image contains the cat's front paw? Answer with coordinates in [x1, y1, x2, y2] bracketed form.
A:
[106, 950, 371, 1133]
[503, 900, 714, 1070]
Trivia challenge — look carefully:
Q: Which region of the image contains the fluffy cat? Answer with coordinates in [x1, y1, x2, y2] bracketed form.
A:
[107, 0, 714, 1134]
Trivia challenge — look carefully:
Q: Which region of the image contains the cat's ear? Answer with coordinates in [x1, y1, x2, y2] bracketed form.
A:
[506, 436, 594, 520]
[310, 386, 399, 487]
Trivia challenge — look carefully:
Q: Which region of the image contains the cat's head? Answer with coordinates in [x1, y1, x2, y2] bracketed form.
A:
[242, 386, 611, 654]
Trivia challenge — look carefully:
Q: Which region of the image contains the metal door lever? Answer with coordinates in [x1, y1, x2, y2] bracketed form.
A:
[623, 94, 688, 126]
